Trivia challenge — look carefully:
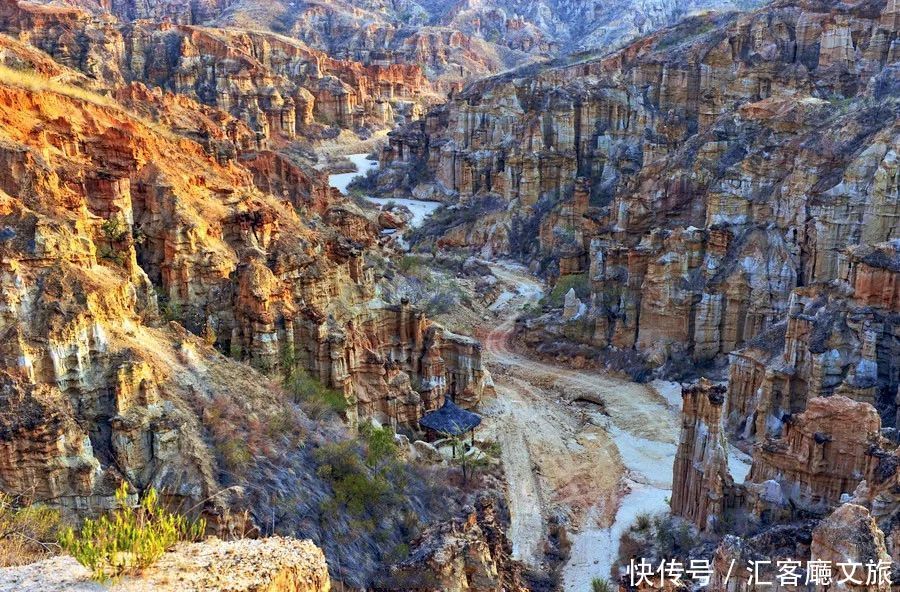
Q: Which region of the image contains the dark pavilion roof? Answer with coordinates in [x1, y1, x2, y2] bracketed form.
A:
[419, 399, 482, 435]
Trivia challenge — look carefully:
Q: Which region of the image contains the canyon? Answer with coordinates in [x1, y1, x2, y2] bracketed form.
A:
[0, 4, 494, 588]
[366, 0, 899, 585]
[375, 0, 898, 405]
[0, 0, 896, 589]
[18, 0, 764, 88]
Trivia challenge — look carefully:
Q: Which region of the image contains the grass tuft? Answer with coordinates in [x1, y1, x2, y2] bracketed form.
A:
[59, 482, 205, 582]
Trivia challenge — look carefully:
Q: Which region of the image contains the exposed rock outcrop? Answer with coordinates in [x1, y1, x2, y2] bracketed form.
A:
[671, 379, 734, 530]
[0, 0, 436, 140]
[0, 536, 332, 592]
[0, 32, 486, 589]
[726, 276, 899, 443]
[375, 0, 899, 385]
[40, 0, 762, 89]
[378, 496, 528, 592]
[748, 396, 882, 513]
[810, 504, 892, 592]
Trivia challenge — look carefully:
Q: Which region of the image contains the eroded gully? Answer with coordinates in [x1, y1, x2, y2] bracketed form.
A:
[476, 263, 680, 591]
[327, 156, 681, 590]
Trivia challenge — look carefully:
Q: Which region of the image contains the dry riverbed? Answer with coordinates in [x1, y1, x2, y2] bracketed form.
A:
[327, 155, 681, 589]
[475, 263, 680, 590]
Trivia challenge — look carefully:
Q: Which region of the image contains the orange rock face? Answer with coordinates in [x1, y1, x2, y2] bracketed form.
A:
[670, 379, 734, 531]
[0, 28, 486, 531]
[0, 0, 437, 141]
[748, 396, 882, 511]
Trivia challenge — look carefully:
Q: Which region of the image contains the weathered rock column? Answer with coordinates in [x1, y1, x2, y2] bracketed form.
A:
[671, 378, 734, 531]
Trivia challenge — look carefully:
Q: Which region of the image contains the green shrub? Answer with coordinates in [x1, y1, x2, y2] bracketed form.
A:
[592, 578, 612, 592]
[100, 218, 128, 243]
[283, 366, 348, 419]
[397, 255, 420, 274]
[156, 288, 182, 323]
[217, 438, 252, 473]
[266, 409, 293, 440]
[634, 512, 652, 532]
[359, 421, 399, 467]
[58, 482, 205, 582]
[314, 441, 397, 517]
[541, 273, 590, 308]
[0, 493, 61, 567]
[97, 218, 129, 266]
[444, 433, 491, 485]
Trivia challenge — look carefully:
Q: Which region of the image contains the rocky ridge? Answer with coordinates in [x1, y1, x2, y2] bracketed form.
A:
[19, 0, 763, 89]
[375, 0, 898, 380]
[368, 0, 899, 583]
[0, 0, 438, 142]
[377, 496, 530, 592]
[0, 20, 495, 588]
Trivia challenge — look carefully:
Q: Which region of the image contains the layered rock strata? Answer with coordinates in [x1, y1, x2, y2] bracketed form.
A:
[670, 379, 734, 531]
[747, 395, 882, 512]
[25, 0, 762, 88]
[673, 391, 886, 526]
[376, 0, 900, 378]
[726, 271, 899, 443]
[0, 0, 435, 140]
[670, 387, 899, 587]
[0, 33, 485, 534]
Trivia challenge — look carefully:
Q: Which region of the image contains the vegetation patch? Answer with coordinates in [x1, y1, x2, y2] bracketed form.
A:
[541, 273, 590, 308]
[408, 194, 506, 245]
[314, 423, 405, 523]
[392, 253, 473, 317]
[0, 493, 61, 567]
[283, 361, 349, 420]
[59, 483, 205, 582]
[614, 512, 699, 580]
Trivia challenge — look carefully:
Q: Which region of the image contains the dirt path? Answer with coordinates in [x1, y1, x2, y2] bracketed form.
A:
[483, 384, 547, 566]
[476, 262, 679, 590]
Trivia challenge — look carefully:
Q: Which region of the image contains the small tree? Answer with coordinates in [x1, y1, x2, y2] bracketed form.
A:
[59, 482, 205, 582]
[359, 421, 399, 467]
[283, 364, 348, 419]
[444, 432, 490, 485]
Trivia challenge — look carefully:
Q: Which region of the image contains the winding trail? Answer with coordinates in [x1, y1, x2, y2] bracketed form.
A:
[476, 262, 680, 590]
[326, 153, 680, 587]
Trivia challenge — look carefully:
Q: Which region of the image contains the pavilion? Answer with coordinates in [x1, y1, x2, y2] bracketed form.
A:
[419, 398, 482, 447]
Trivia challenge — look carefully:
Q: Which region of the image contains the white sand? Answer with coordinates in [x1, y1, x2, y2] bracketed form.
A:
[326, 154, 440, 229]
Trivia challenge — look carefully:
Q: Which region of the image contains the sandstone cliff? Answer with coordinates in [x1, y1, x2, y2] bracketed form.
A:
[747, 395, 882, 513]
[0, 0, 437, 141]
[670, 379, 734, 531]
[669, 385, 900, 588]
[376, 0, 898, 386]
[26, 0, 761, 89]
[0, 29, 489, 588]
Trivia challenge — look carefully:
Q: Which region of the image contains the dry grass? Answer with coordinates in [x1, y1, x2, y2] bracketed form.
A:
[0, 65, 180, 141]
[0, 64, 118, 108]
[0, 492, 61, 567]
